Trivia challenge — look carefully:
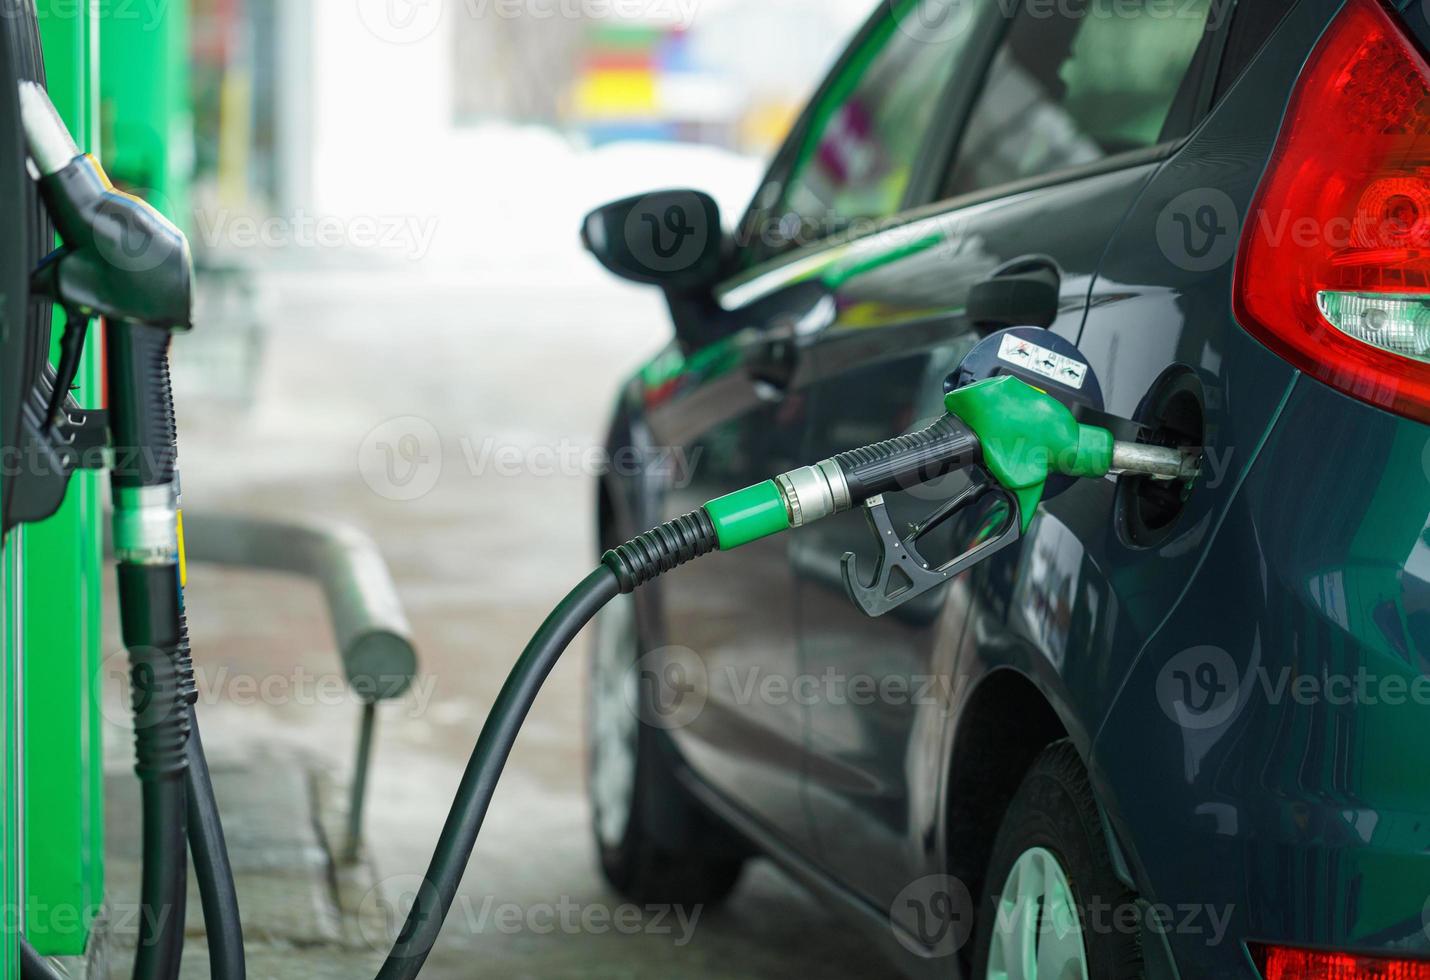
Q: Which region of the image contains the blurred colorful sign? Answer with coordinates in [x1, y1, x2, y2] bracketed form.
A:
[570, 23, 741, 144]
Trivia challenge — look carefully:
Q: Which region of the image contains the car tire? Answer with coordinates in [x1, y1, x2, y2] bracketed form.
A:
[586, 588, 745, 907]
[972, 740, 1145, 979]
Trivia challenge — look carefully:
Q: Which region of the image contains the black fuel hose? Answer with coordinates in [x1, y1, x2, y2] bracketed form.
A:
[19, 939, 64, 980]
[376, 564, 622, 979]
[107, 321, 191, 980]
[18, 738, 241, 980]
[375, 513, 718, 978]
[186, 702, 247, 980]
[115, 563, 189, 980]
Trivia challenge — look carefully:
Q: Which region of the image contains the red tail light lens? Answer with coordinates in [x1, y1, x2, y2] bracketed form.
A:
[1234, 0, 1430, 424]
[1253, 943, 1430, 979]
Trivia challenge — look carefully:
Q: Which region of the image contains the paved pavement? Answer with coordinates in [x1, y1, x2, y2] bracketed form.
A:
[100, 260, 893, 979]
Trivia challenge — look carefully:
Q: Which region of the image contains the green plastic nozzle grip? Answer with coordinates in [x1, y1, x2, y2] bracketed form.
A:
[944, 376, 1113, 531]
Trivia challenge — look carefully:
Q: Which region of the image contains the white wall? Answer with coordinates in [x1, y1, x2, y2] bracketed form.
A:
[310, 0, 457, 217]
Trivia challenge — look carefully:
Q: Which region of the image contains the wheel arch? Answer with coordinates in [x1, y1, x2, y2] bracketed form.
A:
[942, 668, 1069, 968]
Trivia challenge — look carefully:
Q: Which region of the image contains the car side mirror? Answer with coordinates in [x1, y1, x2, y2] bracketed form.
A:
[581, 189, 724, 293]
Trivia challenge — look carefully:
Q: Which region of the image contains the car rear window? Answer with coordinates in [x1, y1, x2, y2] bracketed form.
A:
[1213, 0, 1293, 103]
[944, 0, 1216, 198]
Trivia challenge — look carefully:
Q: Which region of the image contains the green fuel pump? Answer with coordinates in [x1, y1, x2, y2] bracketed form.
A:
[14, 80, 1201, 980]
[16, 81, 249, 980]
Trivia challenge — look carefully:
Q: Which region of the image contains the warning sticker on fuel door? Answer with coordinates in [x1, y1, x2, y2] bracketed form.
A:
[997, 334, 1088, 390]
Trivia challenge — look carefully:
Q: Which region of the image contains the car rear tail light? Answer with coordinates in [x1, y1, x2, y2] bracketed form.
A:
[1252, 943, 1430, 978]
[1234, 0, 1430, 424]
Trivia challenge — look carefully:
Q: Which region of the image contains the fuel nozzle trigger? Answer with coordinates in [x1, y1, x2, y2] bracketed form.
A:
[841, 475, 1023, 618]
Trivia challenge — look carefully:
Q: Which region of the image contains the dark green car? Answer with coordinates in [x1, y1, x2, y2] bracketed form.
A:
[585, 0, 1430, 976]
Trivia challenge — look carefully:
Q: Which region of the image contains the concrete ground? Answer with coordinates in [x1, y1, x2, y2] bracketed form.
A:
[100, 257, 893, 978]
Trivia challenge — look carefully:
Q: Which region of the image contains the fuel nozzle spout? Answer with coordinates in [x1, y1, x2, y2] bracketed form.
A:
[18, 80, 80, 177]
[1111, 441, 1203, 483]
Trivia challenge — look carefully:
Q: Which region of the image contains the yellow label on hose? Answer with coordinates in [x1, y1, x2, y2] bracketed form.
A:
[177, 509, 188, 588]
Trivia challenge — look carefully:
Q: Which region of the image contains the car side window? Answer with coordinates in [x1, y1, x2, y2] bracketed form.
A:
[738, 0, 989, 268]
[944, 0, 1214, 198]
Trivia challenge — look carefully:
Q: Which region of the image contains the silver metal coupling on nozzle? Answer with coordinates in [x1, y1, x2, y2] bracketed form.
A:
[775, 459, 852, 527]
[112, 485, 181, 566]
[18, 81, 81, 177]
[1111, 442, 1202, 482]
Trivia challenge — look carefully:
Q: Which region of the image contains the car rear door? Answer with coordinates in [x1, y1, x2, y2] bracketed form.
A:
[650, 0, 996, 857]
[789, 0, 1224, 927]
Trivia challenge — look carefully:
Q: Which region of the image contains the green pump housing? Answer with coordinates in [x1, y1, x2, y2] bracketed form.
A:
[2, 2, 195, 972]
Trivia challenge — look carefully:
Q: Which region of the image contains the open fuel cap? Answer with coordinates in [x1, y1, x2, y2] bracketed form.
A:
[948, 327, 1103, 410]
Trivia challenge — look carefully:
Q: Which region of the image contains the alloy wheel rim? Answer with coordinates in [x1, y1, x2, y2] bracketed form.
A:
[589, 591, 638, 849]
[986, 846, 1089, 980]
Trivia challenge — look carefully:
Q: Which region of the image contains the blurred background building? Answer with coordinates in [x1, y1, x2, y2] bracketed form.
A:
[187, 0, 872, 237]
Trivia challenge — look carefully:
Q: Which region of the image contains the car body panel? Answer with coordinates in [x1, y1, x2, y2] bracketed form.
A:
[595, 0, 1430, 975]
[792, 159, 1162, 923]
[1095, 376, 1430, 974]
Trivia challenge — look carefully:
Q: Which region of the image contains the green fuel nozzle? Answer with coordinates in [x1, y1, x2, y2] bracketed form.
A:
[705, 375, 1196, 545]
[604, 375, 1201, 616]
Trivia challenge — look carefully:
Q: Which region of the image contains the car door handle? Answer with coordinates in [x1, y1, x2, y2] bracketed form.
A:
[967, 254, 1062, 332]
[749, 324, 800, 393]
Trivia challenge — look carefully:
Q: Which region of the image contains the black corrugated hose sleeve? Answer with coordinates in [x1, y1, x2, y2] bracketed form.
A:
[833, 415, 982, 506]
[106, 322, 178, 489]
[601, 509, 719, 593]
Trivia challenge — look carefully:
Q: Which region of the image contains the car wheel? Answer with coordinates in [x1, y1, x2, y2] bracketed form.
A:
[972, 740, 1144, 980]
[586, 589, 744, 906]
